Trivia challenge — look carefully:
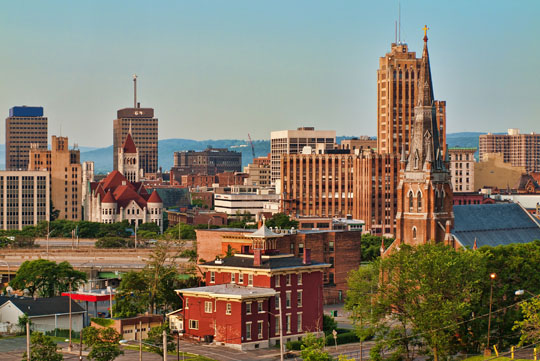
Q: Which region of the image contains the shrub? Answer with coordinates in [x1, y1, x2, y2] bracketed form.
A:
[325, 331, 359, 346]
[286, 340, 303, 351]
[95, 236, 127, 248]
[90, 318, 115, 327]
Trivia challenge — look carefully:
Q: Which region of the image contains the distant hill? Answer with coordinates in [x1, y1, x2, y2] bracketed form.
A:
[0, 132, 494, 173]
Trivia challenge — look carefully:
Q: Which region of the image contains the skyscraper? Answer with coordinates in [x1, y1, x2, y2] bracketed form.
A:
[377, 42, 446, 156]
[5, 106, 48, 170]
[113, 76, 158, 175]
[393, 28, 454, 247]
[29, 136, 82, 221]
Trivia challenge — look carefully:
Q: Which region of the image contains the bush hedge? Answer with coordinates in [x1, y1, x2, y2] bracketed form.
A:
[286, 331, 361, 351]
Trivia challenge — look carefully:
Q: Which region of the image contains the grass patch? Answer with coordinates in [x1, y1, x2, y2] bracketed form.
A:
[462, 356, 531, 361]
[91, 317, 115, 327]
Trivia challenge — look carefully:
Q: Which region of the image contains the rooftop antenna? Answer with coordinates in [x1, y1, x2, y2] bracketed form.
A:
[398, 0, 401, 43]
[395, 20, 397, 44]
[133, 74, 137, 108]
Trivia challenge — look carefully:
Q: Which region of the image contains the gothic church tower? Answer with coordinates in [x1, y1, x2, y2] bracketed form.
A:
[393, 27, 454, 247]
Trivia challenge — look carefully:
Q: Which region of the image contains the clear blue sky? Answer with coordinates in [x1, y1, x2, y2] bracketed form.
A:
[1, 0, 539, 147]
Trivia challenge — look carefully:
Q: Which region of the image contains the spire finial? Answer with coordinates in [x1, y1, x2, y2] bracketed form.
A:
[423, 25, 429, 41]
[133, 74, 138, 108]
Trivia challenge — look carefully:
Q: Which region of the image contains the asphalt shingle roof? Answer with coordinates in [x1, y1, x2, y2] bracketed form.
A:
[0, 296, 85, 317]
[453, 203, 540, 248]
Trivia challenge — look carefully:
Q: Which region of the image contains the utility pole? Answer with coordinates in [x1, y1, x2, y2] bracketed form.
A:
[68, 282, 72, 352]
[26, 320, 31, 361]
[278, 297, 284, 361]
[139, 321, 142, 361]
[177, 331, 180, 361]
[486, 273, 496, 356]
[79, 328, 83, 360]
[163, 329, 168, 361]
[46, 221, 50, 256]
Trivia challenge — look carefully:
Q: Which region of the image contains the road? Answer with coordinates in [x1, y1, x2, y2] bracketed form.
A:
[0, 337, 374, 361]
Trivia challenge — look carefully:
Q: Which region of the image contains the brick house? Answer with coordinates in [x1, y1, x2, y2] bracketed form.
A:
[174, 225, 329, 350]
[196, 227, 362, 304]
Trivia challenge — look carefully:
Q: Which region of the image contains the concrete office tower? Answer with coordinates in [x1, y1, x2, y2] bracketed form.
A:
[5, 106, 48, 170]
[270, 127, 336, 183]
[81, 161, 95, 211]
[29, 136, 82, 220]
[113, 76, 158, 175]
[0, 170, 50, 230]
[479, 129, 540, 173]
[377, 42, 446, 156]
[448, 147, 476, 192]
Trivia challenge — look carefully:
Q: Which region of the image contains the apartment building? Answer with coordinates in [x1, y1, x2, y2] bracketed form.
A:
[479, 129, 540, 173]
[448, 148, 476, 192]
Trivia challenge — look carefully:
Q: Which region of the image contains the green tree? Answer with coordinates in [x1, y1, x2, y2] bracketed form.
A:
[300, 333, 332, 361]
[322, 315, 337, 336]
[83, 326, 123, 361]
[10, 259, 86, 297]
[514, 297, 540, 346]
[146, 323, 175, 356]
[265, 213, 299, 229]
[138, 222, 160, 234]
[347, 244, 485, 361]
[112, 271, 148, 318]
[22, 332, 63, 361]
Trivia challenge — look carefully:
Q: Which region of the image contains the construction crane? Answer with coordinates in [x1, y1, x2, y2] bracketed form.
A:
[248, 133, 255, 160]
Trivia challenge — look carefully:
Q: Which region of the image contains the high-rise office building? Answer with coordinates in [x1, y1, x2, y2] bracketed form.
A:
[377, 43, 446, 156]
[29, 136, 82, 220]
[0, 170, 50, 230]
[270, 127, 336, 183]
[5, 106, 48, 170]
[479, 129, 540, 173]
[113, 76, 158, 175]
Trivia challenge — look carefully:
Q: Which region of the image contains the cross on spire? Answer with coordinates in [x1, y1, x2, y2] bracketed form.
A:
[423, 25, 429, 41]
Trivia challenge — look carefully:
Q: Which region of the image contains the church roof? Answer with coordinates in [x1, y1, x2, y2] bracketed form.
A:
[147, 190, 163, 203]
[452, 203, 540, 248]
[122, 133, 137, 154]
[102, 191, 116, 203]
[112, 185, 147, 209]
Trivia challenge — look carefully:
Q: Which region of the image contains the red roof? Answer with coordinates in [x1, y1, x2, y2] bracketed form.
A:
[148, 190, 163, 203]
[122, 133, 137, 154]
[113, 184, 147, 209]
[102, 191, 116, 203]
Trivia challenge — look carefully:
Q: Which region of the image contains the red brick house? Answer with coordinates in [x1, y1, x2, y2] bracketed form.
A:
[175, 225, 329, 350]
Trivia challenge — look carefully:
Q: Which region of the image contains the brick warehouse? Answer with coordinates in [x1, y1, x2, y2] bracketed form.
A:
[196, 227, 362, 304]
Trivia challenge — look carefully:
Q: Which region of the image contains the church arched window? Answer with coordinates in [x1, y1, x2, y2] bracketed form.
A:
[408, 192, 414, 212]
[412, 227, 417, 239]
[417, 191, 422, 211]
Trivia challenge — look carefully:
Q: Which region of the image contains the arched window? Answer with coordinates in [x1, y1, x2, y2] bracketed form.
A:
[409, 192, 414, 212]
[412, 227, 417, 239]
[417, 192, 422, 211]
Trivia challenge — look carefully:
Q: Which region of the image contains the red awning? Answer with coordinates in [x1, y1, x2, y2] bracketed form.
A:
[62, 292, 114, 302]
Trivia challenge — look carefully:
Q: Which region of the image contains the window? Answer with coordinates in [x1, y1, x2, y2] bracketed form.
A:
[258, 301, 263, 313]
[290, 243, 294, 253]
[329, 272, 334, 284]
[205, 301, 212, 313]
[298, 243, 304, 255]
[297, 313, 302, 332]
[246, 322, 252, 340]
[409, 192, 414, 212]
[210, 271, 215, 283]
[185, 298, 189, 309]
[248, 274, 253, 286]
[275, 275, 280, 288]
[258, 320, 264, 339]
[417, 192, 422, 211]
[297, 273, 302, 285]
[329, 241, 334, 252]
[413, 227, 417, 239]
[297, 291, 303, 307]
[189, 320, 199, 330]
[239, 273, 244, 283]
[275, 294, 280, 309]
[275, 315, 280, 335]
[226, 303, 232, 315]
[231, 273, 235, 283]
[286, 274, 291, 286]
[286, 315, 291, 333]
[246, 302, 252, 315]
[329, 257, 334, 268]
[286, 291, 291, 308]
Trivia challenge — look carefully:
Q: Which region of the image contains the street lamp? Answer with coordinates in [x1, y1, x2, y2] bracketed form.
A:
[485, 272, 496, 356]
[515, 289, 536, 297]
[262, 299, 284, 361]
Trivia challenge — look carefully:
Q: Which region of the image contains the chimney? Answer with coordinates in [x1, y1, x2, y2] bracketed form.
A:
[303, 248, 311, 265]
[257, 219, 262, 228]
[253, 249, 262, 267]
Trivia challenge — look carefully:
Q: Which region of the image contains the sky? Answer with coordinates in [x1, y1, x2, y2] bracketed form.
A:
[0, 0, 539, 147]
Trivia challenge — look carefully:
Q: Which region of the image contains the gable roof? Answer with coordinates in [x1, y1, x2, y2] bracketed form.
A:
[122, 133, 137, 154]
[0, 296, 85, 317]
[452, 203, 540, 248]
